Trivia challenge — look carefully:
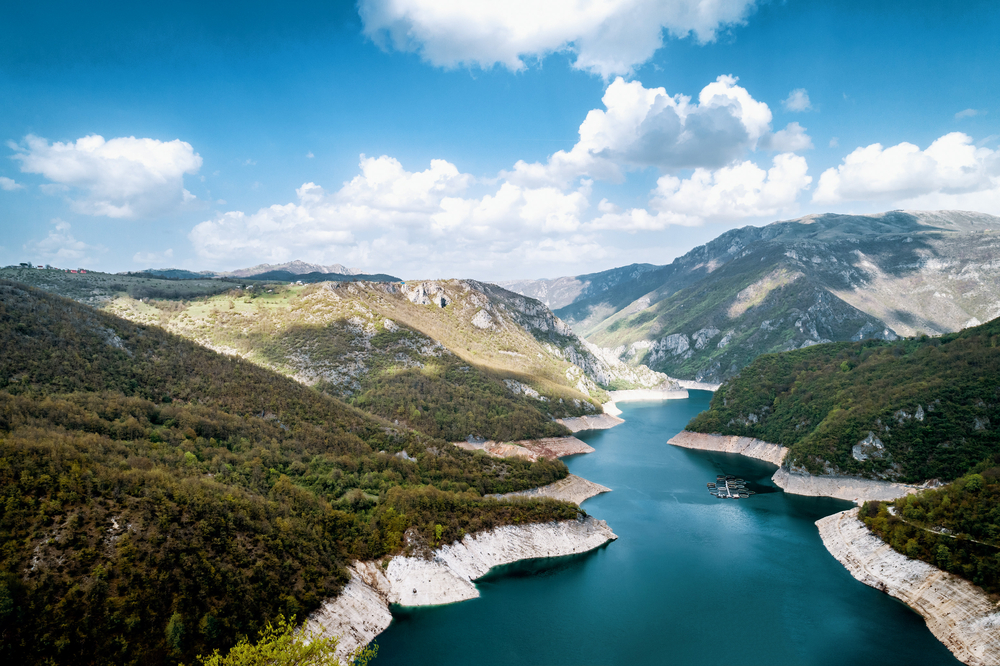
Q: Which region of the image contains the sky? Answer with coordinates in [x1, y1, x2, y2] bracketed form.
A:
[1, 0, 999, 281]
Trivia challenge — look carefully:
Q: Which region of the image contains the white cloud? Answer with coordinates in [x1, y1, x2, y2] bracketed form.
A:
[359, 0, 758, 78]
[591, 152, 811, 230]
[189, 154, 594, 269]
[762, 122, 813, 152]
[955, 109, 983, 120]
[28, 220, 106, 265]
[813, 132, 998, 205]
[10, 134, 202, 219]
[782, 88, 812, 112]
[829, 137, 839, 148]
[306, 151, 315, 159]
[133, 248, 174, 265]
[504, 75, 788, 187]
[0, 176, 24, 191]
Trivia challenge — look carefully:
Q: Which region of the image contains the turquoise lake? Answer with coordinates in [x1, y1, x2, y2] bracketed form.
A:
[374, 393, 962, 665]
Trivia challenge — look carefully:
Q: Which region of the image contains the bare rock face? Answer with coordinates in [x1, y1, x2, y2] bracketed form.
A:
[817, 508, 1000, 666]
[556, 413, 625, 432]
[304, 517, 618, 661]
[667, 431, 788, 466]
[772, 468, 917, 502]
[494, 474, 611, 506]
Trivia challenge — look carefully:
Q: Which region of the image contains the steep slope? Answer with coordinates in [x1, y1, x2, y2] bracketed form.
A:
[4, 269, 675, 442]
[0, 280, 577, 665]
[496, 263, 661, 311]
[556, 210, 1000, 383]
[686, 316, 1000, 483]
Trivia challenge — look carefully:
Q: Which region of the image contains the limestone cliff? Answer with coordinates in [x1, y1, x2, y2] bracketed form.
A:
[304, 516, 617, 661]
[773, 467, 918, 503]
[667, 431, 788, 466]
[668, 431, 919, 501]
[818, 508, 1000, 666]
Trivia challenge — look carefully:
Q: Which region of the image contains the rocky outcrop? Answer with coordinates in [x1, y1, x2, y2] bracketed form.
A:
[452, 436, 594, 460]
[818, 508, 1000, 666]
[304, 516, 617, 661]
[608, 388, 689, 402]
[676, 379, 722, 391]
[557, 413, 624, 432]
[494, 474, 611, 506]
[773, 467, 918, 503]
[667, 431, 788, 466]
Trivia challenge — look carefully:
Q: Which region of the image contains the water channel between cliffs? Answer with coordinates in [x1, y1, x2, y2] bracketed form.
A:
[374, 392, 962, 666]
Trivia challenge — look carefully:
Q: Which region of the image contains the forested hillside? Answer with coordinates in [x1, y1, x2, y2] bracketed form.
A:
[687, 317, 1000, 482]
[2, 268, 675, 443]
[0, 280, 577, 665]
[861, 464, 1000, 595]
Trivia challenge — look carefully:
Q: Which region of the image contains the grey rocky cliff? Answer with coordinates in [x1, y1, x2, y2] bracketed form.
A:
[818, 508, 1000, 666]
[303, 516, 617, 661]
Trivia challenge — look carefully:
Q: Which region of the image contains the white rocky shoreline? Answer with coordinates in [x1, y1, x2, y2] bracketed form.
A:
[304, 516, 617, 661]
[667, 431, 920, 503]
[818, 508, 1000, 666]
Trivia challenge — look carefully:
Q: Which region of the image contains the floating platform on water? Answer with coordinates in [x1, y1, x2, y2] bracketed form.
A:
[708, 475, 756, 499]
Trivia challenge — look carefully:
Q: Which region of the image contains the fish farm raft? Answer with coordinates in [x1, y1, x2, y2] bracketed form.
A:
[707, 475, 756, 499]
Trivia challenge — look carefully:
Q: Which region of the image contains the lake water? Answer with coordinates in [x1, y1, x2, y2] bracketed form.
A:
[374, 393, 961, 665]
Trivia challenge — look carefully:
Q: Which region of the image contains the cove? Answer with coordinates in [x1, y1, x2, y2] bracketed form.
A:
[372, 393, 962, 665]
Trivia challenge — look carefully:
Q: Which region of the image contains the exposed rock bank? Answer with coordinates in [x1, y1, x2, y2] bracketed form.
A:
[452, 436, 593, 460]
[817, 508, 1000, 666]
[305, 516, 617, 661]
[494, 474, 611, 506]
[557, 413, 624, 432]
[676, 380, 722, 391]
[667, 431, 788, 466]
[608, 388, 689, 402]
[773, 467, 918, 503]
[669, 432, 920, 502]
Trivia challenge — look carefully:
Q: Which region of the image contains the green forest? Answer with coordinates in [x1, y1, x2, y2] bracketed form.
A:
[0, 280, 579, 665]
[860, 462, 1000, 595]
[687, 317, 1000, 482]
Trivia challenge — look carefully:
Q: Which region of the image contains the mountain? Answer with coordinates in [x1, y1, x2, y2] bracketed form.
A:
[240, 269, 400, 283]
[495, 263, 661, 310]
[538, 210, 1000, 384]
[687, 315, 1000, 483]
[0, 279, 575, 665]
[0, 268, 675, 444]
[227, 260, 363, 278]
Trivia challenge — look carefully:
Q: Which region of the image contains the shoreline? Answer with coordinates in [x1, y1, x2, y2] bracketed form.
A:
[668, 431, 919, 502]
[818, 508, 1000, 666]
[305, 516, 617, 661]
[492, 473, 611, 506]
[608, 388, 689, 402]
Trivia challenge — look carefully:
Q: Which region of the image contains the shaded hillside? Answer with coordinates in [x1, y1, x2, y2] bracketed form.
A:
[0, 281, 575, 665]
[8, 269, 676, 442]
[861, 466, 1000, 595]
[687, 317, 1000, 483]
[551, 210, 1000, 383]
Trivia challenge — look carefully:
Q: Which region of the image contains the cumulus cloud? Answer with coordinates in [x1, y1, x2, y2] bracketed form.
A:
[359, 0, 758, 77]
[29, 220, 106, 264]
[10, 134, 202, 218]
[782, 88, 812, 112]
[0, 176, 24, 191]
[504, 75, 796, 187]
[591, 153, 811, 230]
[189, 154, 594, 270]
[813, 132, 998, 205]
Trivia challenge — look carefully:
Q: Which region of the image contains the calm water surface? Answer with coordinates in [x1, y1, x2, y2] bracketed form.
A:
[375, 394, 961, 665]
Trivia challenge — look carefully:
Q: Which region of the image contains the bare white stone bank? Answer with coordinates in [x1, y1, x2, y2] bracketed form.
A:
[818, 508, 1000, 666]
[667, 431, 789, 466]
[305, 516, 617, 661]
[669, 431, 920, 502]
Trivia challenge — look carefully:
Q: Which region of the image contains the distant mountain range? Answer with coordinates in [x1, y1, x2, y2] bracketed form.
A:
[502, 210, 1000, 384]
[140, 260, 399, 282]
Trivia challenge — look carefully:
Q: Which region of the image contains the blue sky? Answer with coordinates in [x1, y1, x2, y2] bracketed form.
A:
[1, 0, 998, 280]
